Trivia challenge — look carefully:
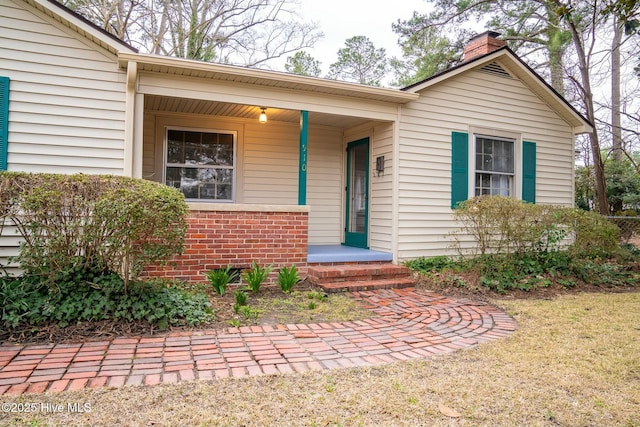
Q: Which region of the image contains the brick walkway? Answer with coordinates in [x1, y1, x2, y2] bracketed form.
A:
[0, 288, 516, 395]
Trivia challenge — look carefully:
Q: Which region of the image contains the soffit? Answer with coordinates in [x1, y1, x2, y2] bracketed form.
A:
[145, 96, 374, 128]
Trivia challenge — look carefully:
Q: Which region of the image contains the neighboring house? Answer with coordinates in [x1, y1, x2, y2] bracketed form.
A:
[0, 0, 592, 280]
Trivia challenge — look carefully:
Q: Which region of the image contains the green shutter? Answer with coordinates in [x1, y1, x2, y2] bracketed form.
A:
[0, 77, 8, 171]
[522, 141, 536, 203]
[451, 131, 469, 209]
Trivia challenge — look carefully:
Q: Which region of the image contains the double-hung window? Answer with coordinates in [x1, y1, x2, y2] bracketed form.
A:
[474, 135, 514, 197]
[451, 131, 536, 208]
[165, 129, 236, 201]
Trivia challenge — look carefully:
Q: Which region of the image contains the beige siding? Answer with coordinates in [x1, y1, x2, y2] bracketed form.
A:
[306, 126, 343, 244]
[0, 223, 21, 274]
[0, 0, 127, 174]
[243, 121, 298, 204]
[397, 68, 576, 261]
[370, 122, 394, 252]
[144, 112, 344, 245]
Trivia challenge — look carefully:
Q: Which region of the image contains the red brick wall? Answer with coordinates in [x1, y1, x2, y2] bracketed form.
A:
[143, 209, 308, 283]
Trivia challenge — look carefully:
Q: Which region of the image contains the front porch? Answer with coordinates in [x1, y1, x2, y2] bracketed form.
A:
[142, 205, 397, 284]
[307, 245, 392, 263]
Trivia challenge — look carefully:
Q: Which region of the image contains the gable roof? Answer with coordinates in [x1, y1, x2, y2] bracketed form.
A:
[20, 0, 137, 55]
[402, 46, 593, 134]
[20, 0, 592, 134]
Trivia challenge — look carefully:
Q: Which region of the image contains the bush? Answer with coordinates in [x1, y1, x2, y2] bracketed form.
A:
[205, 265, 239, 296]
[0, 271, 213, 330]
[404, 256, 463, 273]
[0, 172, 188, 291]
[558, 208, 620, 256]
[278, 265, 299, 293]
[452, 196, 620, 258]
[452, 196, 568, 256]
[241, 261, 273, 292]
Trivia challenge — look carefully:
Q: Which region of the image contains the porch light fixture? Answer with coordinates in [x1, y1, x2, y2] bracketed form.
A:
[259, 108, 267, 124]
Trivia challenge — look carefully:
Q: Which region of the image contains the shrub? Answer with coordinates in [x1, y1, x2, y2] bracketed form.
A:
[205, 265, 239, 296]
[241, 261, 273, 292]
[558, 209, 620, 256]
[278, 265, 299, 293]
[404, 256, 462, 273]
[0, 172, 188, 291]
[0, 272, 213, 330]
[452, 196, 567, 256]
[234, 289, 248, 306]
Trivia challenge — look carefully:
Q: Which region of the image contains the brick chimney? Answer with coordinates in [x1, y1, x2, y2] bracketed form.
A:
[463, 31, 506, 61]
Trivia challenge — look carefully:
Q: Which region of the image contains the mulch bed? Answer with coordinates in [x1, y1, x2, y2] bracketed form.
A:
[0, 281, 335, 346]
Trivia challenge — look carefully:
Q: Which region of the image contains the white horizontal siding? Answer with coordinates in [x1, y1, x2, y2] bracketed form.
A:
[307, 127, 343, 244]
[243, 121, 298, 204]
[370, 122, 394, 252]
[398, 68, 576, 261]
[1, 0, 127, 174]
[0, 224, 21, 275]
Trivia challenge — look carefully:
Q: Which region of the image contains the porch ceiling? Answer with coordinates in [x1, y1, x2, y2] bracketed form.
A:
[144, 95, 377, 129]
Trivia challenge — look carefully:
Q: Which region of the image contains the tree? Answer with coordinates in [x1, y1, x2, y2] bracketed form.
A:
[392, 0, 572, 94]
[606, 157, 640, 213]
[328, 36, 388, 86]
[285, 51, 321, 77]
[58, 0, 322, 67]
[390, 21, 464, 87]
[60, 0, 143, 42]
[552, 1, 608, 213]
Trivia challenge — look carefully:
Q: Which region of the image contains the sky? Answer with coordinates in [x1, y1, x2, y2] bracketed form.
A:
[295, 0, 432, 76]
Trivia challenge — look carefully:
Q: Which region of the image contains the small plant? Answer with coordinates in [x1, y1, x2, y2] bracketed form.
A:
[229, 319, 241, 328]
[558, 278, 577, 288]
[240, 305, 260, 322]
[242, 261, 273, 292]
[308, 301, 317, 310]
[234, 289, 248, 306]
[307, 291, 328, 301]
[205, 265, 239, 296]
[278, 265, 299, 293]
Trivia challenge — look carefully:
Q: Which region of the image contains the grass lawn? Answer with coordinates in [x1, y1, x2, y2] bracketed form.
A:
[1, 291, 639, 426]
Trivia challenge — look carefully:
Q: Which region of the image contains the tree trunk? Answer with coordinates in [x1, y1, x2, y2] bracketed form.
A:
[546, 6, 567, 96]
[612, 17, 623, 161]
[566, 16, 609, 214]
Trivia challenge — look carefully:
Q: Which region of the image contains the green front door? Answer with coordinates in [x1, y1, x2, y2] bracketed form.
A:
[344, 138, 369, 248]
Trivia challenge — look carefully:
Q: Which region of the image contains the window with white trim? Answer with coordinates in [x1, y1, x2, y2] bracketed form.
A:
[165, 129, 236, 201]
[474, 135, 515, 196]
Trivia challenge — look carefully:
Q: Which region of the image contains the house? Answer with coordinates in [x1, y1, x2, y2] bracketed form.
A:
[0, 0, 592, 282]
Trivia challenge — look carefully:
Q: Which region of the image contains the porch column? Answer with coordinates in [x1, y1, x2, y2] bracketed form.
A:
[298, 110, 308, 205]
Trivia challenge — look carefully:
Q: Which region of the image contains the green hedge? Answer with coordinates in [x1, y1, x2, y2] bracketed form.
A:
[0, 172, 188, 290]
[452, 196, 620, 257]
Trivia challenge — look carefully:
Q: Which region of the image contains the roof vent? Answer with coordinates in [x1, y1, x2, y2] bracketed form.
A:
[478, 61, 512, 79]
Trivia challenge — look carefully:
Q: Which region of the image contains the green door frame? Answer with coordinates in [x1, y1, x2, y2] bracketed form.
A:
[344, 138, 369, 248]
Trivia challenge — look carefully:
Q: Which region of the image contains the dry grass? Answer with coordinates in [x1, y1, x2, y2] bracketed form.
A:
[2, 292, 639, 427]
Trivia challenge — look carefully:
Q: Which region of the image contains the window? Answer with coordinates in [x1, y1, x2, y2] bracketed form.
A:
[450, 131, 536, 209]
[474, 136, 514, 196]
[165, 129, 235, 201]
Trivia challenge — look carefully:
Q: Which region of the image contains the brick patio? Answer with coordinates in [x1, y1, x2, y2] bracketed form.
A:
[0, 288, 516, 395]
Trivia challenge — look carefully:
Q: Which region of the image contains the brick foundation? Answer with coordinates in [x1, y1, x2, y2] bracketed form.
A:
[143, 208, 308, 283]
